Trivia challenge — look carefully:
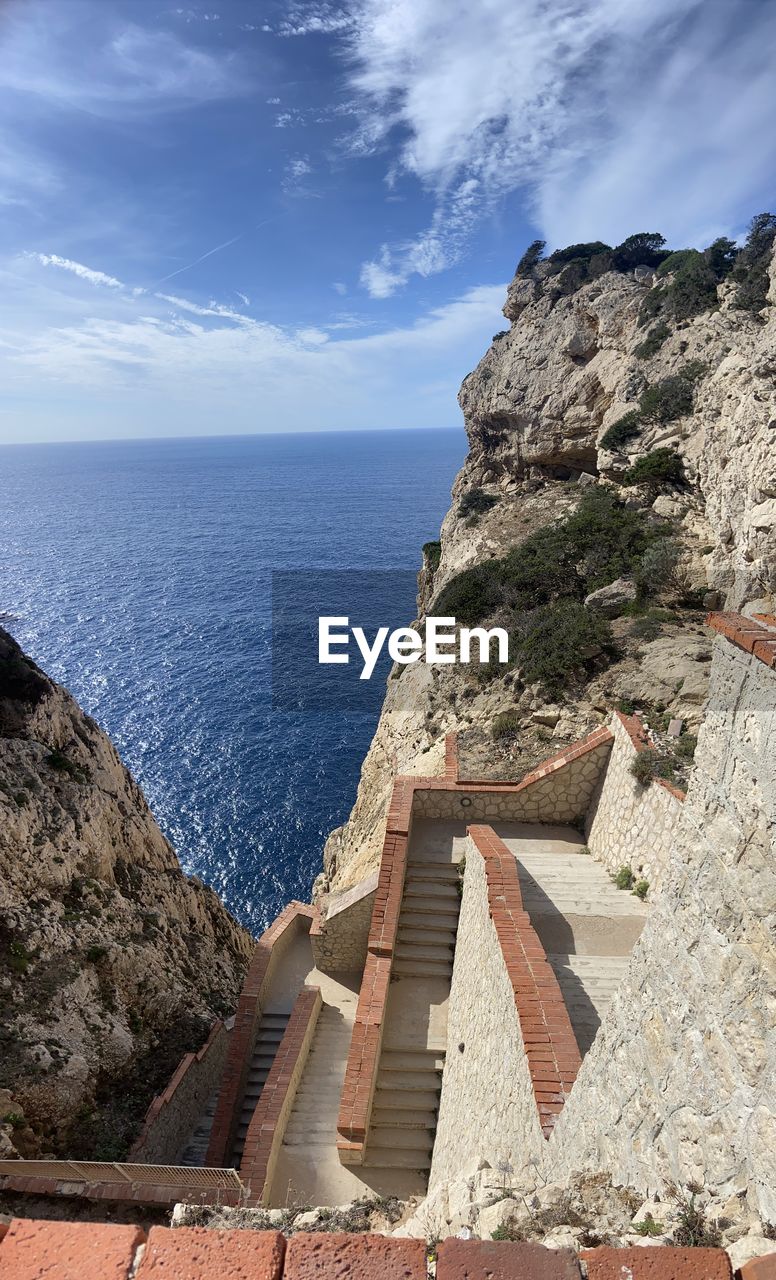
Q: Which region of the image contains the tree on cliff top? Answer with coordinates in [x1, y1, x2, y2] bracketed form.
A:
[516, 239, 546, 275]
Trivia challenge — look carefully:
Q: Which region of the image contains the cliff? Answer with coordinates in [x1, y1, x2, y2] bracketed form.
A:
[0, 628, 253, 1160]
[322, 228, 776, 894]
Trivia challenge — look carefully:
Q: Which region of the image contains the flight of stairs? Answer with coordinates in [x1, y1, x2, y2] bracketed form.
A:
[365, 854, 461, 1172]
[231, 1010, 290, 1166]
[281, 1006, 352, 1149]
[178, 1088, 219, 1167]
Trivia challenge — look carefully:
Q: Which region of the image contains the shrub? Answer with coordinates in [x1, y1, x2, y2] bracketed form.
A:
[86, 944, 108, 963]
[704, 236, 737, 278]
[435, 487, 669, 627]
[624, 449, 685, 490]
[733, 212, 776, 312]
[674, 733, 697, 761]
[614, 865, 635, 890]
[631, 750, 658, 786]
[634, 879, 649, 901]
[46, 750, 90, 784]
[8, 940, 30, 974]
[516, 239, 546, 275]
[515, 600, 614, 696]
[671, 1187, 722, 1248]
[656, 249, 696, 278]
[633, 1213, 664, 1236]
[600, 410, 642, 450]
[635, 540, 680, 595]
[492, 711, 521, 741]
[422, 540, 441, 572]
[634, 321, 670, 359]
[666, 251, 719, 321]
[548, 240, 612, 266]
[612, 232, 667, 270]
[639, 375, 694, 423]
[459, 488, 498, 520]
[630, 615, 661, 641]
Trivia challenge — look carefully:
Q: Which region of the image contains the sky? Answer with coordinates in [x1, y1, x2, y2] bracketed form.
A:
[0, 0, 774, 444]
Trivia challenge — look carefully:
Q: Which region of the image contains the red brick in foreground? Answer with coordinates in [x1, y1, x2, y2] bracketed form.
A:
[284, 1232, 427, 1280]
[135, 1226, 285, 1279]
[582, 1246, 732, 1280]
[740, 1255, 776, 1280]
[0, 1218, 144, 1280]
[437, 1238, 580, 1280]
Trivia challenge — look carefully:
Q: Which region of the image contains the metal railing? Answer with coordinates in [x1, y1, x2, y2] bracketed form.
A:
[0, 1159, 245, 1191]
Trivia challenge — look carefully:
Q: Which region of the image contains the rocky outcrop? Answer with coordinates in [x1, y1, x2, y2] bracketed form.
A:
[0, 628, 253, 1158]
[322, 244, 775, 894]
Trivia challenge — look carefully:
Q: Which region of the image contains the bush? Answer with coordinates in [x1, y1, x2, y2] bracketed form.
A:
[671, 1187, 722, 1248]
[634, 540, 680, 595]
[656, 249, 697, 278]
[633, 1213, 664, 1236]
[435, 488, 669, 627]
[516, 239, 546, 275]
[634, 879, 649, 901]
[547, 240, 612, 266]
[634, 321, 670, 359]
[492, 710, 521, 741]
[677, 359, 707, 383]
[674, 733, 697, 761]
[624, 449, 685, 490]
[614, 865, 635, 889]
[422, 540, 441, 572]
[46, 750, 90, 784]
[733, 212, 776, 313]
[639, 375, 694, 423]
[631, 750, 658, 786]
[8, 940, 30, 974]
[515, 600, 614, 696]
[612, 232, 667, 270]
[600, 410, 642, 451]
[458, 488, 498, 520]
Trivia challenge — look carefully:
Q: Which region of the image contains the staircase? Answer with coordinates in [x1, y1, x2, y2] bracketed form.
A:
[281, 1005, 352, 1150]
[231, 1011, 290, 1166]
[178, 1088, 219, 1167]
[495, 825, 648, 1058]
[365, 838, 462, 1174]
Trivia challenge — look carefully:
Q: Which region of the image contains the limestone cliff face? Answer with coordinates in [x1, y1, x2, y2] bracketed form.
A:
[0, 628, 253, 1159]
[322, 246, 775, 894]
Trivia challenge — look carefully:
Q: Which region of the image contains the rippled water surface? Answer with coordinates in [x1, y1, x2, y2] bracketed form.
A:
[0, 429, 465, 931]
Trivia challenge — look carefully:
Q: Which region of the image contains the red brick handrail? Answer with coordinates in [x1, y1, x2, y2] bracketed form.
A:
[468, 824, 582, 1136]
[206, 902, 320, 1168]
[239, 985, 322, 1205]
[456, 725, 613, 787]
[0, 1218, 754, 1279]
[614, 711, 687, 802]
[707, 610, 776, 669]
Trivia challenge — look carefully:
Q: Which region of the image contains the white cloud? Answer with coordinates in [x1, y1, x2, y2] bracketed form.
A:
[0, 257, 506, 441]
[345, 0, 776, 292]
[32, 253, 124, 289]
[287, 157, 313, 178]
[333, 281, 348, 295]
[0, 2, 247, 118]
[273, 5, 354, 37]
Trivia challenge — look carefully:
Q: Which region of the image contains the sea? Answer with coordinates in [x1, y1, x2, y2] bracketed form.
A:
[0, 428, 465, 932]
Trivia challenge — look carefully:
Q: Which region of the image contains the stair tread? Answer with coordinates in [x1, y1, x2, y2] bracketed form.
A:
[372, 1108, 436, 1129]
[373, 1088, 440, 1110]
[364, 1146, 432, 1169]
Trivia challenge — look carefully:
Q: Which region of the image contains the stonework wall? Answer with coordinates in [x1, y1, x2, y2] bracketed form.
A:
[585, 715, 683, 895]
[413, 737, 612, 826]
[429, 838, 543, 1192]
[311, 871, 378, 975]
[129, 1021, 229, 1164]
[545, 638, 776, 1223]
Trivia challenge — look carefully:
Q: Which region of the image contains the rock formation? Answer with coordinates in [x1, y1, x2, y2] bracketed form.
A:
[0, 628, 253, 1160]
[322, 234, 775, 895]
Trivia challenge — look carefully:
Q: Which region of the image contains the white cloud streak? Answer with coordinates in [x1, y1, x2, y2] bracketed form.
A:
[32, 253, 124, 289]
[346, 0, 776, 294]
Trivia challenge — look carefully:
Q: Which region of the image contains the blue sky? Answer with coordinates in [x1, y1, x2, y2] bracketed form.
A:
[0, 0, 774, 443]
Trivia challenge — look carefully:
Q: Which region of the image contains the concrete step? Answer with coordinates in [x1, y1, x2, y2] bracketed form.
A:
[396, 909, 459, 932]
[368, 1126, 433, 1152]
[397, 927, 456, 948]
[392, 958, 453, 978]
[403, 880, 459, 901]
[376, 1068, 443, 1092]
[404, 863, 461, 882]
[380, 1050, 446, 1073]
[373, 1087, 440, 1111]
[395, 941, 455, 964]
[364, 1145, 432, 1170]
[372, 1107, 436, 1130]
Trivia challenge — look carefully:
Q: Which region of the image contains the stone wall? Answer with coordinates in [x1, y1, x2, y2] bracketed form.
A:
[129, 1020, 229, 1164]
[311, 871, 378, 975]
[545, 635, 776, 1222]
[429, 836, 544, 1192]
[584, 714, 684, 895]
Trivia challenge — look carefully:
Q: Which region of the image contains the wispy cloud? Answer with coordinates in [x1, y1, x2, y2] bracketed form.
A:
[0, 1, 248, 118]
[0, 252, 505, 441]
[31, 253, 124, 289]
[267, 4, 354, 37]
[345, 0, 776, 294]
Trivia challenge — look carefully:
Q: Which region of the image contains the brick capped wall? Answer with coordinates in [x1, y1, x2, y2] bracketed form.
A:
[1, 1219, 774, 1280]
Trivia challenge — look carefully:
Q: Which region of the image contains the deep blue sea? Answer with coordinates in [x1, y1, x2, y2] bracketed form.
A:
[0, 429, 465, 932]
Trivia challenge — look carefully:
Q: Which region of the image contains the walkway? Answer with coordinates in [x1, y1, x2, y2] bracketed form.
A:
[492, 822, 648, 1055]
